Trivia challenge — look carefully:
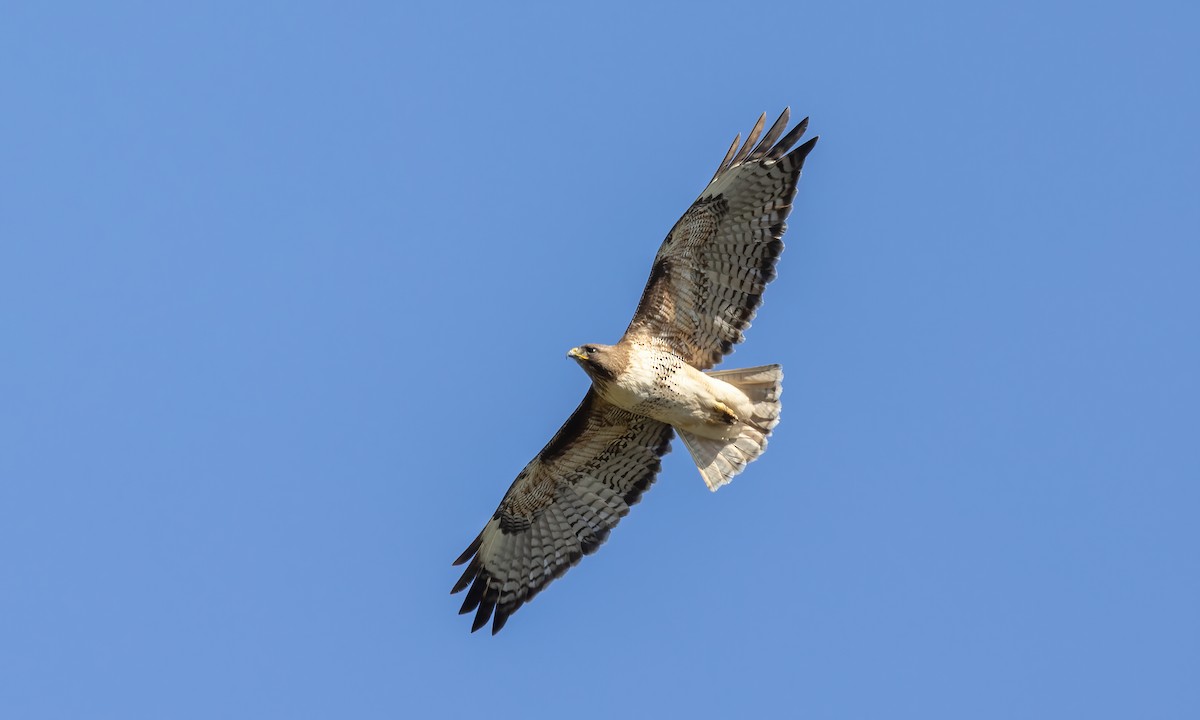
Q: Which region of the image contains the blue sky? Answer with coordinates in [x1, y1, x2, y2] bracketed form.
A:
[2, 1, 1197, 717]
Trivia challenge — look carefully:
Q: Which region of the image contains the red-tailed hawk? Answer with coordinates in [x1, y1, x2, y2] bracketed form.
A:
[453, 110, 818, 633]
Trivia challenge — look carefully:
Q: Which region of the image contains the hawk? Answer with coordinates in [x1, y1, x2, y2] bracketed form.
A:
[452, 109, 818, 634]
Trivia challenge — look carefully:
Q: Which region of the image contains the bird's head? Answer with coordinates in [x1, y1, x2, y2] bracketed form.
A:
[567, 343, 618, 382]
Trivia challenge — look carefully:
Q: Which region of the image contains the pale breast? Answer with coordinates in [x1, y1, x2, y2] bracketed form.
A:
[597, 346, 748, 436]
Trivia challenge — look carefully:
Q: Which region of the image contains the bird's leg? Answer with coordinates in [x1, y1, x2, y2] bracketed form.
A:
[712, 401, 739, 425]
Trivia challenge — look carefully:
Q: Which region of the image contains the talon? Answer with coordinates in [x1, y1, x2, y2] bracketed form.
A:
[713, 401, 738, 424]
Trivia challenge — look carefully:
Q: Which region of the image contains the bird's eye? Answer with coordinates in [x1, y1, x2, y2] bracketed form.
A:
[587, 347, 596, 354]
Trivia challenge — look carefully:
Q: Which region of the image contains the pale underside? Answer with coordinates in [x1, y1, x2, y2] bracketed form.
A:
[594, 344, 755, 441]
[453, 109, 818, 634]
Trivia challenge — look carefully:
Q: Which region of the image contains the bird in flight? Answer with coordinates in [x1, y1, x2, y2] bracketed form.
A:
[453, 109, 818, 634]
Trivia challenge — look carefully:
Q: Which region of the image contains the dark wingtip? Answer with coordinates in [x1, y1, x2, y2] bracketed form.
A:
[491, 605, 513, 634]
[769, 116, 812, 161]
[452, 533, 482, 566]
[459, 574, 487, 614]
[451, 561, 477, 595]
[791, 135, 818, 165]
[471, 599, 495, 632]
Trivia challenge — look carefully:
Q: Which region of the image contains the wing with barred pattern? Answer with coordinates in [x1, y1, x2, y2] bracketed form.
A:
[451, 389, 673, 634]
[624, 109, 818, 369]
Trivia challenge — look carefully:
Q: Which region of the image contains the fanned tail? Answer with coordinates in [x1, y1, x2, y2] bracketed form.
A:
[679, 364, 782, 491]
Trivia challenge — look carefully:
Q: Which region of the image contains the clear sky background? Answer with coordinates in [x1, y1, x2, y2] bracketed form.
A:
[2, 1, 1197, 718]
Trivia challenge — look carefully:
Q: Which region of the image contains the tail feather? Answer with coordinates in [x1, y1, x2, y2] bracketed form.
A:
[681, 364, 783, 491]
[707, 364, 783, 433]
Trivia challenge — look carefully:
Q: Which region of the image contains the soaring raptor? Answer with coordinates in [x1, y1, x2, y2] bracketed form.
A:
[453, 110, 818, 634]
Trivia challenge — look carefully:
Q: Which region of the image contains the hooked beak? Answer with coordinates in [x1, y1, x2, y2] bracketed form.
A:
[567, 347, 587, 361]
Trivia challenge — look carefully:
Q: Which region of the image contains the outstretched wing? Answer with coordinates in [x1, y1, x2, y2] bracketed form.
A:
[451, 390, 673, 634]
[624, 109, 818, 369]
